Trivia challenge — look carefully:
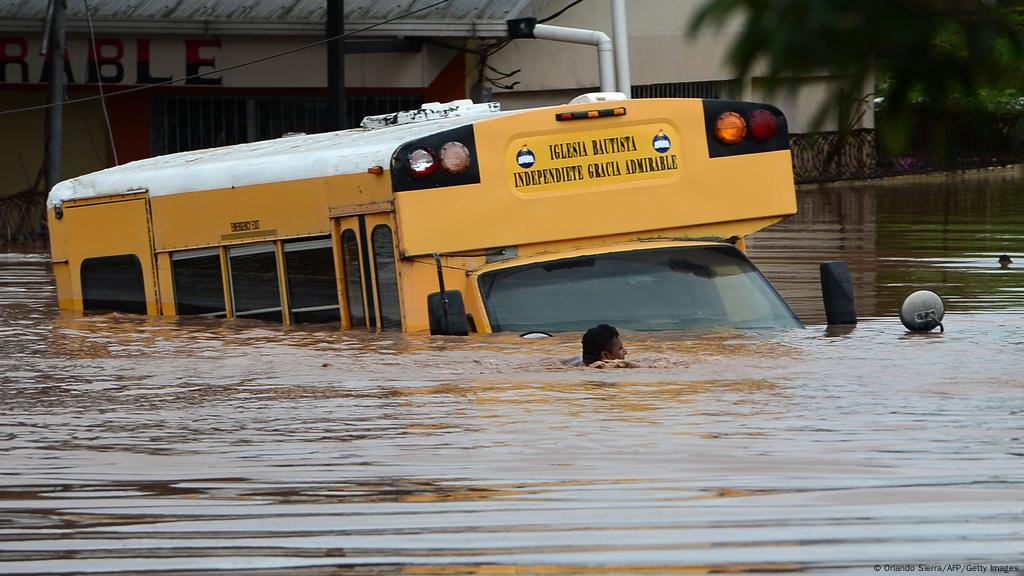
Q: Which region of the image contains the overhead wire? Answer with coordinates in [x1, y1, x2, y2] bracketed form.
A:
[40, 0, 56, 56]
[537, 0, 585, 24]
[476, 38, 517, 90]
[0, 0, 451, 117]
[82, 0, 118, 165]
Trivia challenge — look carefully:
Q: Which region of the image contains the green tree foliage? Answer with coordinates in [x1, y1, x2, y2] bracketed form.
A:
[690, 0, 1024, 149]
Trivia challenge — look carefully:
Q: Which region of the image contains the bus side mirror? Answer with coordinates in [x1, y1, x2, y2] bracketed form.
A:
[427, 290, 470, 336]
[820, 260, 857, 325]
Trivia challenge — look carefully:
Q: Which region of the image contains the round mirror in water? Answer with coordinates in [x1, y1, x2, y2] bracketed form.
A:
[899, 290, 945, 332]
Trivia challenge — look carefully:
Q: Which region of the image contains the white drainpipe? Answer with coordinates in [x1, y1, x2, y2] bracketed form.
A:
[611, 0, 631, 98]
[509, 19, 616, 93]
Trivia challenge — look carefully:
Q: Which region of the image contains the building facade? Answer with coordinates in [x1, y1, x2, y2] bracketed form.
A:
[0, 0, 533, 200]
[0, 0, 873, 202]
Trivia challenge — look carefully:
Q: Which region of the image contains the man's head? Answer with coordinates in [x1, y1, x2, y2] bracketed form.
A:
[582, 324, 626, 365]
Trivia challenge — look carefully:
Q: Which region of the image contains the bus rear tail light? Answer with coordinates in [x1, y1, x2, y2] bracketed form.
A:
[703, 101, 788, 158]
[714, 111, 747, 144]
[439, 141, 471, 175]
[392, 125, 480, 192]
[748, 109, 778, 141]
[408, 148, 437, 178]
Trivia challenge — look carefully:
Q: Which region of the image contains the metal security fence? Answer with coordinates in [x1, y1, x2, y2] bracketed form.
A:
[151, 94, 425, 155]
[875, 108, 1024, 175]
[790, 129, 878, 183]
[0, 189, 47, 243]
[791, 113, 1024, 183]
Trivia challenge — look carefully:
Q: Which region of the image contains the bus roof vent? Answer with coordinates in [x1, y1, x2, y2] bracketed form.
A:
[568, 92, 627, 104]
[360, 99, 502, 130]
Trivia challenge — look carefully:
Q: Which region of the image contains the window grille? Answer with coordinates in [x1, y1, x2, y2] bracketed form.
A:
[631, 80, 741, 100]
[151, 94, 426, 155]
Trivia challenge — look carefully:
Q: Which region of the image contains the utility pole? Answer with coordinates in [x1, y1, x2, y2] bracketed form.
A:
[327, 0, 346, 131]
[44, 0, 66, 193]
[611, 0, 631, 98]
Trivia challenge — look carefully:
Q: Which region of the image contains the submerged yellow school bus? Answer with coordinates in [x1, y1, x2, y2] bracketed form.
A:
[46, 93, 802, 334]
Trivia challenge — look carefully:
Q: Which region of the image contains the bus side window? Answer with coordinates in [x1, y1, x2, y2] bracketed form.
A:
[81, 255, 147, 314]
[228, 243, 283, 323]
[284, 237, 340, 324]
[341, 229, 365, 328]
[370, 224, 402, 330]
[171, 248, 226, 316]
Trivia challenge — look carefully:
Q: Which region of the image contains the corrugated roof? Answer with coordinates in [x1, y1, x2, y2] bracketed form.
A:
[0, 0, 543, 36]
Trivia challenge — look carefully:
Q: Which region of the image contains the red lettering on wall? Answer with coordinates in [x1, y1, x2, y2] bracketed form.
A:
[87, 38, 124, 84]
[0, 37, 28, 83]
[185, 38, 221, 85]
[136, 39, 172, 84]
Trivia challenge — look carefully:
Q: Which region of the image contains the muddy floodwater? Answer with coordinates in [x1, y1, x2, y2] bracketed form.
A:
[2, 172, 1023, 574]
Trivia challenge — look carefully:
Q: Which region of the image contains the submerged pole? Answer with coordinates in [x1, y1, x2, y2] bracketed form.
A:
[44, 0, 66, 193]
[327, 0, 347, 131]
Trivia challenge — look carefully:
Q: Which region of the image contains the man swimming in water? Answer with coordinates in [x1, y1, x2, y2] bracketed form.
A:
[581, 324, 638, 368]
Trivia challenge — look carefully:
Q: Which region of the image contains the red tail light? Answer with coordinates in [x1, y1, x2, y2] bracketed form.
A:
[748, 109, 778, 141]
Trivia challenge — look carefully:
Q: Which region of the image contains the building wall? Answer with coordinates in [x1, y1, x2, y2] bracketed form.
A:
[0, 89, 109, 198]
[752, 76, 876, 132]
[488, 0, 874, 134]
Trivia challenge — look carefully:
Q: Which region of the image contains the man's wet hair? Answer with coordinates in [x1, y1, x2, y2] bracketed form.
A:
[582, 324, 619, 365]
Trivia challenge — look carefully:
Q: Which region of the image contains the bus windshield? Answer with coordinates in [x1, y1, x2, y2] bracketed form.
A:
[478, 245, 801, 332]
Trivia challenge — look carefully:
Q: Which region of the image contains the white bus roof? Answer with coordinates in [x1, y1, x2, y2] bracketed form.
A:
[47, 103, 512, 208]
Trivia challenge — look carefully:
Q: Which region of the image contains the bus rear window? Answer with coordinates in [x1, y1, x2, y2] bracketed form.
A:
[478, 245, 800, 333]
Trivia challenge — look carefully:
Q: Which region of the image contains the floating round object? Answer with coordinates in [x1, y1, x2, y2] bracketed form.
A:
[520, 331, 552, 339]
[899, 290, 945, 332]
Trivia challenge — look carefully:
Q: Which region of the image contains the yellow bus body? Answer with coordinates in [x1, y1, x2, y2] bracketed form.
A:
[47, 96, 798, 333]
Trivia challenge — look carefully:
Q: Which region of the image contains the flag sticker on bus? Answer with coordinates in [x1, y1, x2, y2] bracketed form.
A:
[510, 124, 681, 192]
[516, 146, 536, 169]
[653, 131, 671, 153]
